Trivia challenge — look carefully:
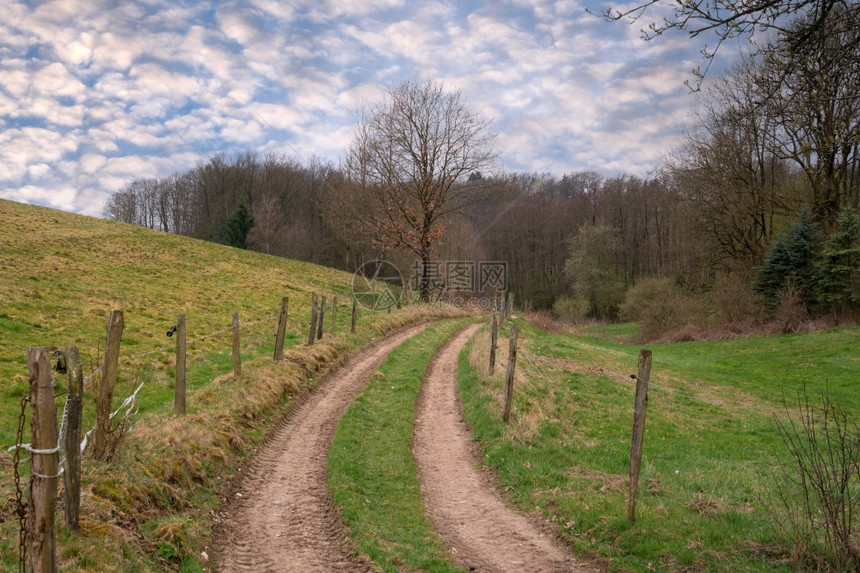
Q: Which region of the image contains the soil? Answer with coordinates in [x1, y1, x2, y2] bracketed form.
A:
[413, 324, 589, 572]
[213, 323, 430, 572]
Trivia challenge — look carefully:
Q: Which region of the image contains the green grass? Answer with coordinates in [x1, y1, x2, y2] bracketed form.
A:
[0, 198, 456, 571]
[329, 319, 474, 573]
[460, 318, 859, 572]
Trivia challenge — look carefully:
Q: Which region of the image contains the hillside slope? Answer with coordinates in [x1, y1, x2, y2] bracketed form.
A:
[0, 198, 445, 571]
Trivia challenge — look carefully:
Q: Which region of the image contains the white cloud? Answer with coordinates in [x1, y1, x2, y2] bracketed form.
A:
[0, 0, 733, 216]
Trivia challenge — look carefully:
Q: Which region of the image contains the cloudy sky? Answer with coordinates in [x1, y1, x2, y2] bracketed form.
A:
[0, 0, 740, 217]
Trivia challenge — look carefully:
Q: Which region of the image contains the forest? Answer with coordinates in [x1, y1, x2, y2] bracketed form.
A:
[105, 5, 859, 339]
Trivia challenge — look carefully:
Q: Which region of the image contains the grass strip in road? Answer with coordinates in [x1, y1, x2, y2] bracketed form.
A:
[329, 318, 473, 573]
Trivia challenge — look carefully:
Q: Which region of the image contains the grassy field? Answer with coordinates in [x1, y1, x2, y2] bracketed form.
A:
[0, 198, 452, 571]
[329, 319, 474, 572]
[462, 317, 859, 572]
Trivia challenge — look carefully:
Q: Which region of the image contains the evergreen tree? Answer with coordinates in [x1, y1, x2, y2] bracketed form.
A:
[226, 204, 255, 250]
[753, 207, 823, 309]
[815, 208, 860, 314]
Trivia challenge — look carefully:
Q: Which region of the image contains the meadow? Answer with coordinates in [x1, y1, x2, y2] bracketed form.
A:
[463, 318, 859, 571]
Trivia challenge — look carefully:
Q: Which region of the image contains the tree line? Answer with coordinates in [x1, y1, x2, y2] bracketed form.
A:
[106, 3, 859, 337]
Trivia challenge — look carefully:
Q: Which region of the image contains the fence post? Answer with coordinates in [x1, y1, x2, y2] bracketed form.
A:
[317, 296, 326, 340]
[351, 297, 357, 333]
[174, 313, 186, 415]
[94, 310, 124, 460]
[232, 312, 241, 378]
[274, 296, 288, 361]
[489, 312, 498, 375]
[63, 345, 83, 530]
[503, 326, 518, 423]
[628, 348, 652, 522]
[27, 347, 58, 573]
[330, 296, 338, 334]
[308, 294, 318, 346]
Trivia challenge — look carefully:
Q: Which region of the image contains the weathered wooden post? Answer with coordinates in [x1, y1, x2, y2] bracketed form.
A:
[28, 347, 58, 572]
[94, 310, 124, 460]
[274, 296, 289, 361]
[317, 296, 327, 340]
[232, 312, 241, 378]
[489, 312, 498, 375]
[174, 313, 187, 415]
[330, 296, 338, 334]
[351, 296, 358, 333]
[628, 348, 652, 522]
[308, 294, 318, 346]
[63, 345, 83, 530]
[503, 326, 518, 423]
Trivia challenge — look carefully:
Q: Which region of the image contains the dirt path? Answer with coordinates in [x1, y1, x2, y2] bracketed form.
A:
[414, 325, 589, 572]
[214, 323, 430, 572]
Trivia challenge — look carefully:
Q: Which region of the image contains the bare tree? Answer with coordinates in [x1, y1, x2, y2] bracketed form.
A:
[342, 79, 499, 299]
[595, 0, 860, 89]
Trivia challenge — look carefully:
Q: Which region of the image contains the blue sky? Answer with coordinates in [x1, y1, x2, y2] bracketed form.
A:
[0, 0, 739, 217]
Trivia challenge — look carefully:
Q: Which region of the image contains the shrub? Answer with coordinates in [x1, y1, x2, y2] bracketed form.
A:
[619, 277, 695, 339]
[552, 296, 590, 322]
[767, 386, 860, 571]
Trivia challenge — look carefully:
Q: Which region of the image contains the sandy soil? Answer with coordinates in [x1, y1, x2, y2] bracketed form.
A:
[213, 323, 430, 572]
[413, 324, 590, 572]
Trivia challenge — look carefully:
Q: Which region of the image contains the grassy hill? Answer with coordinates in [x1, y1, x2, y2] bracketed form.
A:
[0, 198, 447, 571]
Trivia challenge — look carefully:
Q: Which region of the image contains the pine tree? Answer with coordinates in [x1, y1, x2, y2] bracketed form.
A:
[226, 204, 255, 250]
[753, 207, 824, 309]
[815, 208, 860, 314]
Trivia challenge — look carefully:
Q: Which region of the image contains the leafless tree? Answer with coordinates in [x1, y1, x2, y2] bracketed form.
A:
[342, 79, 499, 299]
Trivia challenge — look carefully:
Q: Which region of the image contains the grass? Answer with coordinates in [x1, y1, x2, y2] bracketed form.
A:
[0, 198, 460, 571]
[461, 316, 859, 572]
[328, 318, 474, 573]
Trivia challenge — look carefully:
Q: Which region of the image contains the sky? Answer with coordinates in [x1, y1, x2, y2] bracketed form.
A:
[0, 0, 740, 218]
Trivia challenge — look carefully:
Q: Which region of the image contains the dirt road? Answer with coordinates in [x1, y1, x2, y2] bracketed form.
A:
[214, 323, 430, 572]
[414, 324, 588, 572]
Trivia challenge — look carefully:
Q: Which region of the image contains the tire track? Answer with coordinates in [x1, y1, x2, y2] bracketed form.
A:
[414, 324, 590, 572]
[214, 322, 430, 572]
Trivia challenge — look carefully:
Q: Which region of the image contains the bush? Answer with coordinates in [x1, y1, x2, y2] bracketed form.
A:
[552, 296, 591, 322]
[767, 387, 860, 571]
[619, 277, 695, 339]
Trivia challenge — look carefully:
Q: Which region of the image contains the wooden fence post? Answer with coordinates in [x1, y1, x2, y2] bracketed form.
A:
[628, 348, 652, 522]
[330, 296, 338, 334]
[63, 345, 83, 530]
[308, 294, 318, 346]
[274, 296, 288, 361]
[94, 310, 124, 460]
[489, 312, 498, 375]
[503, 326, 518, 423]
[351, 297, 358, 333]
[232, 312, 241, 378]
[27, 347, 58, 573]
[317, 296, 327, 340]
[174, 313, 186, 415]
